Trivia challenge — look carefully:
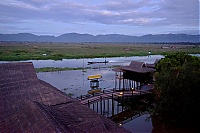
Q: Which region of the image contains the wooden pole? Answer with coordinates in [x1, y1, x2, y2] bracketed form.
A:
[107, 99, 109, 117]
[119, 72, 121, 90]
[88, 100, 90, 108]
[97, 101, 98, 113]
[115, 72, 117, 90]
[100, 96, 102, 115]
[112, 94, 114, 115]
[103, 99, 105, 116]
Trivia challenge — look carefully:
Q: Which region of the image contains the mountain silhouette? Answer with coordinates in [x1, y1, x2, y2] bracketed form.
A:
[0, 33, 199, 43]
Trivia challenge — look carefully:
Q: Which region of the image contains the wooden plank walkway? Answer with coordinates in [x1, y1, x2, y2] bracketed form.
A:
[119, 111, 149, 125]
[77, 89, 151, 105]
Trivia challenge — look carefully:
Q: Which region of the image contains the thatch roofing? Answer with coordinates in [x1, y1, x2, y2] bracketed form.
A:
[113, 61, 156, 73]
[0, 62, 130, 133]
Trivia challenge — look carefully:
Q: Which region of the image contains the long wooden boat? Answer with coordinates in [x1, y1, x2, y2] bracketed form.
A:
[87, 60, 109, 64]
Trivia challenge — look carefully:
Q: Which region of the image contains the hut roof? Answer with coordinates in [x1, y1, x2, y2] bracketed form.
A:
[0, 62, 130, 133]
[146, 63, 155, 68]
[129, 61, 145, 68]
[121, 65, 155, 73]
[146, 59, 161, 69]
[113, 61, 155, 73]
[154, 59, 161, 64]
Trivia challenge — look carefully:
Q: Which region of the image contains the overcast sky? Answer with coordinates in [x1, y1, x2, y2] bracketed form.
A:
[0, 0, 199, 36]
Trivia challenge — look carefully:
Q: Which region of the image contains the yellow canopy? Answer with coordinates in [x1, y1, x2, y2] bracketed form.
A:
[88, 74, 102, 80]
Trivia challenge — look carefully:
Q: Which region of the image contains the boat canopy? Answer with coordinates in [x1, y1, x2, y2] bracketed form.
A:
[88, 74, 102, 80]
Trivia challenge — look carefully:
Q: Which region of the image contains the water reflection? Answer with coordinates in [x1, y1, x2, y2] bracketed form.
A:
[35, 55, 165, 133]
[123, 113, 152, 132]
[0, 55, 176, 132]
[0, 55, 164, 68]
[1, 55, 199, 132]
[37, 68, 115, 97]
[85, 94, 153, 133]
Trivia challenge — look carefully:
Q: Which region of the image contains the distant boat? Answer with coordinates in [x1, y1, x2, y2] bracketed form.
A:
[87, 60, 109, 64]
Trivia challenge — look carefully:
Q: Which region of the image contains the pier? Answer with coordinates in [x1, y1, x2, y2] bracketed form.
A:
[77, 86, 152, 105]
[76, 60, 156, 125]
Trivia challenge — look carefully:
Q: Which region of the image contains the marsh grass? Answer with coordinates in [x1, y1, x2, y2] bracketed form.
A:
[35, 67, 91, 72]
[0, 42, 199, 61]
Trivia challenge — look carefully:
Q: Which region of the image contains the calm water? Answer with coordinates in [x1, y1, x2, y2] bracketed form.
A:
[3, 55, 197, 132]
[1, 54, 199, 132]
[34, 55, 163, 133]
[0, 55, 164, 68]
[0, 55, 163, 132]
[36, 69, 154, 132]
[35, 55, 163, 96]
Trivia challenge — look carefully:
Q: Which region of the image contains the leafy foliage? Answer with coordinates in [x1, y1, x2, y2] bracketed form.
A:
[153, 52, 200, 129]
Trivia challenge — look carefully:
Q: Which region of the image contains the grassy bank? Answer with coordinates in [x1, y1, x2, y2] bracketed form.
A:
[0, 42, 199, 61]
[35, 67, 85, 72]
[35, 65, 119, 72]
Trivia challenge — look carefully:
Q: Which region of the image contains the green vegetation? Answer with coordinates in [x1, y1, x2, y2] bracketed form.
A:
[0, 42, 199, 61]
[152, 52, 200, 130]
[35, 67, 90, 72]
[35, 65, 117, 72]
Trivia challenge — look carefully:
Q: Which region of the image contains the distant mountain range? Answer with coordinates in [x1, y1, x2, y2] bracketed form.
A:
[0, 33, 199, 43]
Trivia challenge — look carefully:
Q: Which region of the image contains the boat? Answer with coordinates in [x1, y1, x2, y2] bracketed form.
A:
[87, 60, 109, 64]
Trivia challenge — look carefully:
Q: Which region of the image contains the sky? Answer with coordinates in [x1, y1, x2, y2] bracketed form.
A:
[0, 0, 199, 36]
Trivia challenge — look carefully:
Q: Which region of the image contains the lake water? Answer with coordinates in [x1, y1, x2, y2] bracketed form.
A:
[33, 55, 163, 133]
[0, 55, 164, 132]
[2, 54, 197, 132]
[0, 55, 164, 68]
[33, 55, 163, 96]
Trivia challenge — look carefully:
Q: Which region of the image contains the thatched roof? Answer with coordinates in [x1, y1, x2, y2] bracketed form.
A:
[113, 61, 156, 73]
[0, 62, 130, 133]
[146, 59, 161, 68]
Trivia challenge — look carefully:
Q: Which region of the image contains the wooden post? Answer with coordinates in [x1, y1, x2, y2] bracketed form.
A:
[100, 96, 102, 115]
[107, 99, 109, 117]
[112, 94, 114, 116]
[115, 72, 117, 90]
[97, 101, 98, 113]
[103, 99, 105, 116]
[119, 72, 121, 90]
[132, 88, 133, 97]
[134, 81, 135, 89]
[122, 97, 124, 112]
[88, 100, 90, 107]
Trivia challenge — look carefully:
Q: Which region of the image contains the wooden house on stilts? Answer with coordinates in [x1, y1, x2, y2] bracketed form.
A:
[113, 60, 158, 91]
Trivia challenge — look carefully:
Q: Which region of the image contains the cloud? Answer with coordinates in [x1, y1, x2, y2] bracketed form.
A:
[0, 0, 199, 35]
